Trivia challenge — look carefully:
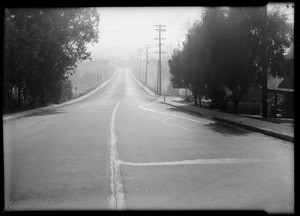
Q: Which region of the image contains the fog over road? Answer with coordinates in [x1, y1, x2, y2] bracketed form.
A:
[3, 68, 293, 212]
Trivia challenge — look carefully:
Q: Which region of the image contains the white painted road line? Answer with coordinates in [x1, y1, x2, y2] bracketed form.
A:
[139, 103, 214, 124]
[162, 117, 206, 133]
[108, 101, 126, 210]
[118, 158, 271, 166]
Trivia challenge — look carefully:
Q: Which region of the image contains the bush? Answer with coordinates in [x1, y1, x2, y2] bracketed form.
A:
[212, 100, 227, 111]
[60, 80, 73, 102]
[180, 94, 193, 102]
[73, 84, 97, 99]
[227, 102, 261, 115]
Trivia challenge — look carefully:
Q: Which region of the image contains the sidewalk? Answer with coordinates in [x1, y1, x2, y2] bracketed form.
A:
[159, 96, 294, 142]
[131, 75, 294, 142]
[3, 72, 117, 123]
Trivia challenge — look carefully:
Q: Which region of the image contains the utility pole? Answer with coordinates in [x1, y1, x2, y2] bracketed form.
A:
[154, 25, 166, 95]
[139, 48, 142, 81]
[144, 45, 150, 86]
[262, 5, 268, 118]
[136, 53, 139, 78]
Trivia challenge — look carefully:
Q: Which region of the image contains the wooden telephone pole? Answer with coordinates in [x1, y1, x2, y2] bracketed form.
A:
[139, 48, 142, 81]
[154, 25, 166, 95]
[144, 45, 150, 86]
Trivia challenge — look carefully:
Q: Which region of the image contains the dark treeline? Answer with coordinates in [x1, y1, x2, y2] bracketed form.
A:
[4, 8, 100, 113]
[168, 7, 293, 113]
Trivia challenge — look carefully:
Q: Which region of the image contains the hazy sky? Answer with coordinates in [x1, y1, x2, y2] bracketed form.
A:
[88, 7, 203, 59]
[87, 5, 294, 60]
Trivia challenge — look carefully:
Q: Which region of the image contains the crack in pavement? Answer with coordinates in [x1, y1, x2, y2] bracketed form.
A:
[30, 120, 45, 128]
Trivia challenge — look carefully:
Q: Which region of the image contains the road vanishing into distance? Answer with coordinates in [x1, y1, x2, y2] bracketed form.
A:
[3, 68, 294, 212]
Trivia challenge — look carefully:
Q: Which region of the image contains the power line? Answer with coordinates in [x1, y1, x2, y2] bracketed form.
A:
[99, 24, 186, 33]
[99, 26, 153, 33]
[98, 11, 293, 34]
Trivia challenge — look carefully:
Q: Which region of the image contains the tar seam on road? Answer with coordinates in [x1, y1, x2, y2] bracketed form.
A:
[117, 158, 271, 166]
[108, 101, 126, 210]
[30, 120, 45, 128]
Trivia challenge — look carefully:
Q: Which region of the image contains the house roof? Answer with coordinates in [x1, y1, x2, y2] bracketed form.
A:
[278, 56, 294, 90]
[278, 76, 294, 89]
[268, 76, 283, 90]
[266, 54, 294, 91]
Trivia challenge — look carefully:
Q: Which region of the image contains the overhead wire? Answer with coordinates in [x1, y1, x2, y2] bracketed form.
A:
[99, 24, 187, 33]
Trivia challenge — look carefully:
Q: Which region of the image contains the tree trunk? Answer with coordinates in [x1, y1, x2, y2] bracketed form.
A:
[198, 94, 202, 107]
[9, 85, 13, 112]
[233, 99, 239, 114]
[231, 90, 237, 114]
[41, 91, 45, 106]
[3, 85, 10, 113]
[17, 85, 21, 108]
[193, 91, 198, 107]
[40, 85, 46, 107]
[32, 94, 38, 108]
[35, 97, 39, 108]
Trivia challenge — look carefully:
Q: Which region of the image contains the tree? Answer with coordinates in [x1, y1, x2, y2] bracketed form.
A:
[169, 49, 185, 88]
[60, 79, 73, 102]
[181, 22, 203, 106]
[4, 8, 100, 111]
[223, 7, 292, 113]
[169, 19, 208, 107]
[221, 7, 262, 113]
[33, 8, 100, 106]
[168, 6, 293, 113]
[200, 8, 229, 109]
[4, 9, 44, 111]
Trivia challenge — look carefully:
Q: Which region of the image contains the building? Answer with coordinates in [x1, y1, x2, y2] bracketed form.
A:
[245, 54, 294, 118]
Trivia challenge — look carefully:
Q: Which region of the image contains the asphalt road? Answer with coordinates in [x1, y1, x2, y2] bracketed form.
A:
[3, 68, 294, 212]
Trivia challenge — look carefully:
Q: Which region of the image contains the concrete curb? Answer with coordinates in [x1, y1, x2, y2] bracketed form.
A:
[2, 106, 57, 123]
[213, 117, 294, 142]
[162, 101, 293, 143]
[130, 71, 157, 97]
[3, 72, 117, 123]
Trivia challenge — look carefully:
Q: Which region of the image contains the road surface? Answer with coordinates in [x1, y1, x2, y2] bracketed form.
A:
[3, 68, 294, 212]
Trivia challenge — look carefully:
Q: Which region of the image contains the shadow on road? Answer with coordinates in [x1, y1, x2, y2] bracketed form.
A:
[166, 106, 204, 118]
[166, 106, 252, 136]
[203, 122, 252, 136]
